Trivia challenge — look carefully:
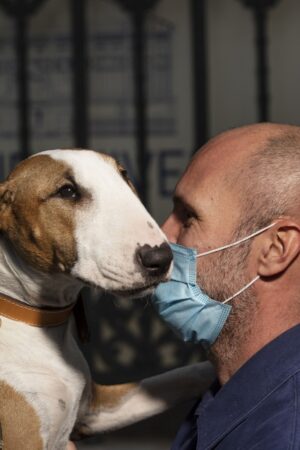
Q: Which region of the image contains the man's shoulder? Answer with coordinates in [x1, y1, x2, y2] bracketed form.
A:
[216, 371, 300, 450]
[174, 327, 300, 450]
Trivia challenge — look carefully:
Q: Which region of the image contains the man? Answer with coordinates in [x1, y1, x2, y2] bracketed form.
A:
[157, 123, 300, 449]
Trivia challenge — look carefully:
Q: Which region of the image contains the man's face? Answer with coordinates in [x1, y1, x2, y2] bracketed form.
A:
[164, 141, 241, 254]
[162, 137, 254, 302]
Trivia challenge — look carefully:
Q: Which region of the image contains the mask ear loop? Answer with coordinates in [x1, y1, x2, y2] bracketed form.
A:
[222, 275, 260, 304]
[196, 223, 276, 258]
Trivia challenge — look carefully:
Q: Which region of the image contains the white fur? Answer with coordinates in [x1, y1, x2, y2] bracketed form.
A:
[0, 316, 90, 449]
[0, 236, 83, 308]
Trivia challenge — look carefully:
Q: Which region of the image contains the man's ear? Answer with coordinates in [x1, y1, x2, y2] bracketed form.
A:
[257, 220, 300, 277]
[0, 182, 15, 232]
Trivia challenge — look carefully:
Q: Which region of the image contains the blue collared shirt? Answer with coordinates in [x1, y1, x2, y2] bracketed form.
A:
[171, 324, 300, 450]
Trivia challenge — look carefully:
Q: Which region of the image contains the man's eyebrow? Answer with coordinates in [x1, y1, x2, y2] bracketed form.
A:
[173, 194, 184, 207]
[173, 194, 197, 214]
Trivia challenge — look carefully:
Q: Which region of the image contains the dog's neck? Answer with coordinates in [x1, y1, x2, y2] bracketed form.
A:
[0, 237, 84, 308]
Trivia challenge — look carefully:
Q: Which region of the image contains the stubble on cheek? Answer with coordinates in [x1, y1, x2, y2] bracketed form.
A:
[196, 243, 259, 364]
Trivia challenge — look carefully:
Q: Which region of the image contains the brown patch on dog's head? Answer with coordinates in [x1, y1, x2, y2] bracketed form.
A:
[0, 155, 81, 274]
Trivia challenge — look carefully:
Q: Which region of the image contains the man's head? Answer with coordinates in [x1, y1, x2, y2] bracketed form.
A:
[163, 123, 300, 376]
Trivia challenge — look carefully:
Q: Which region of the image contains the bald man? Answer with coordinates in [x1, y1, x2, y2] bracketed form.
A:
[155, 123, 300, 449]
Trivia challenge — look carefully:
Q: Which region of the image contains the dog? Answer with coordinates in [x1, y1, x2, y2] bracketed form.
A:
[0, 149, 214, 450]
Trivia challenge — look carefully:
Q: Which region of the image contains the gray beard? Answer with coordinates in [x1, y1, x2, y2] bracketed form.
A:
[196, 239, 258, 373]
[208, 286, 258, 376]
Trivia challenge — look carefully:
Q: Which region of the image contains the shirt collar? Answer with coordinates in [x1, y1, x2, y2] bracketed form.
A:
[194, 324, 300, 449]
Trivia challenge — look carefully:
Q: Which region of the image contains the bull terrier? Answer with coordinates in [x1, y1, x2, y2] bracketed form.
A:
[0, 150, 214, 450]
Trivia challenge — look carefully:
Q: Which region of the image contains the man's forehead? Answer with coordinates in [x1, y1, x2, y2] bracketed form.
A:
[176, 146, 228, 193]
[173, 131, 253, 207]
[173, 158, 217, 210]
[178, 127, 264, 187]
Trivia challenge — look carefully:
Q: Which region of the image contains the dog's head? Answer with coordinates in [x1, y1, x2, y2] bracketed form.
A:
[0, 150, 173, 297]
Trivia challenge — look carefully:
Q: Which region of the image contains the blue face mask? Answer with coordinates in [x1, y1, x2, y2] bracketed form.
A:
[152, 223, 274, 348]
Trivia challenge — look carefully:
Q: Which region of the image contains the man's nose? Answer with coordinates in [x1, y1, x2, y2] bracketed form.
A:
[161, 214, 180, 243]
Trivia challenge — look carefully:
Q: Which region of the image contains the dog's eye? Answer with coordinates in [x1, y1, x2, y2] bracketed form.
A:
[120, 169, 128, 180]
[57, 184, 80, 200]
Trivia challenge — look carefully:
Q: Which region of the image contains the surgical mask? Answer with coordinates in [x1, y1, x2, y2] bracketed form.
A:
[152, 223, 274, 348]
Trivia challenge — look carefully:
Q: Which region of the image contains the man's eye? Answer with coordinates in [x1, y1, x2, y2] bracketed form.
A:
[183, 216, 193, 227]
[173, 202, 198, 227]
[56, 184, 80, 200]
[181, 210, 195, 227]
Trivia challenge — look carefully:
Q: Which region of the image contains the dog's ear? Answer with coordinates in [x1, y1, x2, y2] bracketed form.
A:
[0, 182, 15, 232]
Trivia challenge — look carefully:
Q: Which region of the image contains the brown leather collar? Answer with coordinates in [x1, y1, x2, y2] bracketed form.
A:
[0, 293, 75, 327]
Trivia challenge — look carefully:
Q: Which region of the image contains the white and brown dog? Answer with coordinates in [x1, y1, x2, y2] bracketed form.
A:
[0, 150, 214, 450]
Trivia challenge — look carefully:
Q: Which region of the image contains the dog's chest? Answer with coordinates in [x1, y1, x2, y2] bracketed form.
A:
[0, 317, 91, 448]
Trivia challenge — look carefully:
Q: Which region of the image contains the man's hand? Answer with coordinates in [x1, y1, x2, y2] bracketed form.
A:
[67, 442, 77, 450]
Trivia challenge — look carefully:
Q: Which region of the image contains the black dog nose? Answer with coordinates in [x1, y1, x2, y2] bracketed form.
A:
[136, 242, 173, 276]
